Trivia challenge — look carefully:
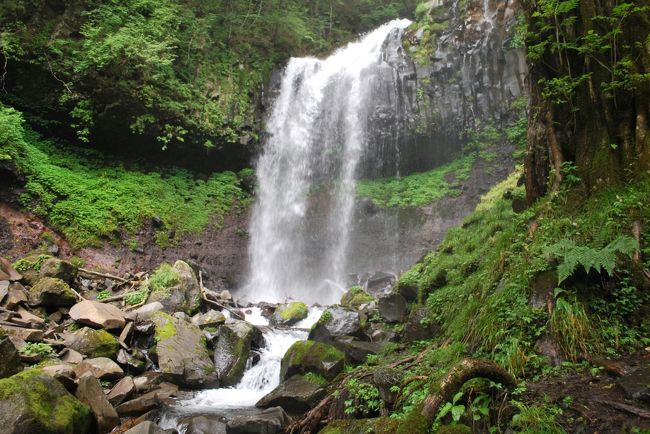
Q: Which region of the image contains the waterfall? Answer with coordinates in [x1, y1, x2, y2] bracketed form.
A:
[244, 19, 412, 305]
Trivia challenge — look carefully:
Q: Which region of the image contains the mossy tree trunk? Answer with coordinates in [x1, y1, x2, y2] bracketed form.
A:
[522, 0, 650, 204]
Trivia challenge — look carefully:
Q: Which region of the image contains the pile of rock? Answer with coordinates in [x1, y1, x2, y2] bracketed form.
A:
[0, 255, 258, 434]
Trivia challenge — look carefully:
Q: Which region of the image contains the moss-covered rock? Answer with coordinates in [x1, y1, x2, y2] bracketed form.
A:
[12, 255, 52, 285]
[0, 335, 21, 379]
[214, 319, 256, 386]
[280, 340, 344, 381]
[151, 312, 217, 388]
[28, 277, 77, 307]
[146, 261, 202, 315]
[39, 258, 78, 285]
[256, 374, 325, 414]
[340, 286, 374, 309]
[61, 327, 119, 359]
[0, 369, 91, 434]
[272, 302, 309, 326]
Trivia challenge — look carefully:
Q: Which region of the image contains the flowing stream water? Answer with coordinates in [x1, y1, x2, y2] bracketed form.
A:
[243, 19, 412, 305]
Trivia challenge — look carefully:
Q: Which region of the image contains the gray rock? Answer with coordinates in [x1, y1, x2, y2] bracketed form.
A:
[332, 337, 385, 364]
[126, 302, 164, 322]
[41, 363, 76, 391]
[0, 258, 21, 282]
[151, 312, 218, 388]
[270, 302, 308, 326]
[256, 375, 325, 414]
[39, 258, 78, 284]
[75, 374, 119, 433]
[377, 293, 407, 323]
[214, 319, 256, 386]
[179, 415, 227, 434]
[403, 307, 437, 342]
[3, 283, 27, 309]
[308, 306, 364, 343]
[226, 407, 290, 434]
[0, 371, 91, 434]
[115, 382, 178, 416]
[618, 366, 650, 401]
[61, 327, 119, 359]
[69, 300, 126, 330]
[147, 261, 202, 315]
[74, 357, 124, 381]
[107, 376, 135, 406]
[280, 340, 344, 381]
[0, 335, 21, 379]
[124, 421, 169, 434]
[192, 310, 226, 328]
[28, 277, 77, 307]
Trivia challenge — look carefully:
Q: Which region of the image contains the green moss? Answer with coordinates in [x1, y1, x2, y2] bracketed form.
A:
[282, 340, 345, 380]
[0, 368, 91, 433]
[149, 263, 181, 293]
[279, 301, 308, 321]
[124, 288, 149, 305]
[12, 254, 52, 273]
[153, 312, 178, 341]
[302, 372, 329, 386]
[341, 286, 374, 309]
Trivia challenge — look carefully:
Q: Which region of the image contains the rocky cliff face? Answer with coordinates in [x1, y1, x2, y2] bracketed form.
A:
[360, 0, 526, 179]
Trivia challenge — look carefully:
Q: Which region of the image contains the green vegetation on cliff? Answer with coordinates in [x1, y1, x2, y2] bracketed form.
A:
[1, 103, 249, 248]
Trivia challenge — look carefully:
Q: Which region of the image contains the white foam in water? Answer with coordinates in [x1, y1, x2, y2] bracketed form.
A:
[243, 307, 269, 326]
[177, 306, 323, 410]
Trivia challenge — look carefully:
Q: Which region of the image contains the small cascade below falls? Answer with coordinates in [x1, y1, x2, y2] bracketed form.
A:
[244, 19, 411, 305]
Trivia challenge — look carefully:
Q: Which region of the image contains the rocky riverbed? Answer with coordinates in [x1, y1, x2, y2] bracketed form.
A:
[0, 253, 430, 434]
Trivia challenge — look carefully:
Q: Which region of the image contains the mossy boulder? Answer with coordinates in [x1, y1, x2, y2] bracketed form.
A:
[340, 286, 374, 309]
[39, 258, 78, 285]
[256, 375, 325, 414]
[151, 312, 217, 388]
[28, 277, 77, 307]
[308, 306, 364, 343]
[271, 302, 308, 326]
[0, 369, 91, 434]
[62, 327, 119, 359]
[280, 340, 344, 381]
[12, 255, 52, 285]
[146, 261, 202, 315]
[214, 319, 256, 386]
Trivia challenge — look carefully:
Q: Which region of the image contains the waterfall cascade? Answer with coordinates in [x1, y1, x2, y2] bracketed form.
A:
[244, 19, 412, 305]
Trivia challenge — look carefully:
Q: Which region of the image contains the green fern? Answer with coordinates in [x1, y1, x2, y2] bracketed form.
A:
[544, 236, 639, 283]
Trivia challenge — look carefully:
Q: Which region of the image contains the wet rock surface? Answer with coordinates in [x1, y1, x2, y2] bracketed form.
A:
[256, 375, 325, 414]
[213, 319, 256, 386]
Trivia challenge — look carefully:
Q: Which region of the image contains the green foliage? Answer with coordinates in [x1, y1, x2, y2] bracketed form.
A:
[149, 263, 181, 293]
[543, 236, 639, 284]
[12, 255, 51, 273]
[19, 343, 55, 359]
[510, 400, 565, 434]
[96, 290, 111, 301]
[3, 108, 247, 248]
[343, 378, 382, 416]
[550, 293, 591, 360]
[124, 288, 149, 306]
[436, 391, 466, 424]
[303, 372, 329, 387]
[357, 155, 475, 208]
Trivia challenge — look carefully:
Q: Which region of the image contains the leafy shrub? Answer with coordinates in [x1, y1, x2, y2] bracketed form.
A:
[19, 343, 56, 359]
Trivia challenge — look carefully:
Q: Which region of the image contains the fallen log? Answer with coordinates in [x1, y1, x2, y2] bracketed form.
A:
[421, 358, 516, 419]
[595, 398, 650, 419]
[78, 268, 129, 283]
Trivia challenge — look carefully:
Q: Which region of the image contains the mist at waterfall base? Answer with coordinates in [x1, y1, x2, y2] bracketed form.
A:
[242, 19, 412, 306]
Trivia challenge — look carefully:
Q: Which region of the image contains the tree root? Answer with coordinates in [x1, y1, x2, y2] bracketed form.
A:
[421, 358, 516, 419]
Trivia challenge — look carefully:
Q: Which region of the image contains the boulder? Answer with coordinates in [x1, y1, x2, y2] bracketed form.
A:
[133, 372, 164, 393]
[60, 348, 84, 364]
[0, 369, 91, 434]
[147, 261, 202, 315]
[0, 334, 21, 379]
[331, 338, 385, 364]
[280, 340, 344, 381]
[0, 325, 43, 341]
[340, 287, 374, 310]
[28, 277, 77, 307]
[214, 319, 256, 386]
[372, 368, 403, 404]
[4, 283, 27, 309]
[74, 357, 124, 381]
[75, 374, 120, 433]
[117, 349, 147, 374]
[115, 382, 178, 416]
[0, 258, 21, 282]
[191, 310, 226, 328]
[618, 365, 650, 401]
[107, 376, 135, 406]
[365, 272, 396, 297]
[180, 415, 227, 434]
[62, 327, 119, 359]
[256, 375, 325, 414]
[271, 302, 308, 326]
[226, 407, 290, 434]
[377, 293, 408, 323]
[308, 306, 364, 343]
[151, 312, 218, 388]
[126, 302, 165, 322]
[124, 421, 170, 434]
[403, 307, 437, 342]
[39, 258, 78, 284]
[69, 300, 126, 330]
[41, 363, 76, 391]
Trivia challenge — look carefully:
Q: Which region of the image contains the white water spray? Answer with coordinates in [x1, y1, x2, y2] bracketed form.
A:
[244, 19, 411, 305]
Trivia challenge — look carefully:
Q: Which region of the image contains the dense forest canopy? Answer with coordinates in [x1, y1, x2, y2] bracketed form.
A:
[0, 0, 415, 167]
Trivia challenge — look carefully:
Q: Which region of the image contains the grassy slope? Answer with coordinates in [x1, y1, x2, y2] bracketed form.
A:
[340, 170, 650, 432]
[1, 104, 249, 249]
